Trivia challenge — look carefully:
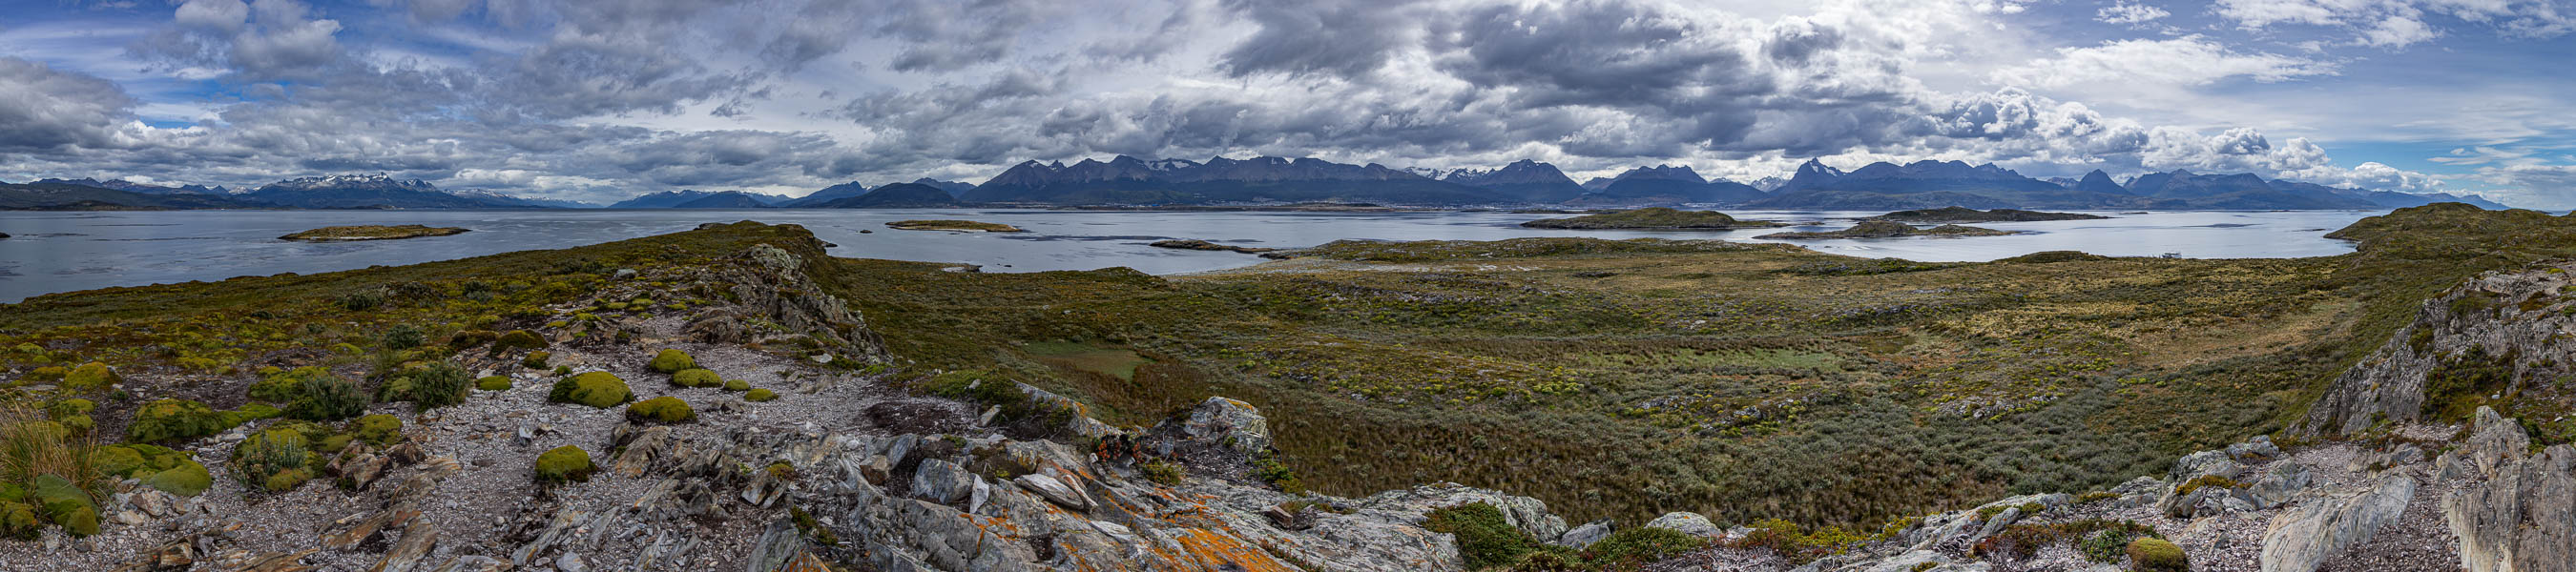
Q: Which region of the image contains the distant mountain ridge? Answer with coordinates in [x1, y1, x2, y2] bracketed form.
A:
[1568, 165, 1768, 206]
[961, 155, 1493, 205]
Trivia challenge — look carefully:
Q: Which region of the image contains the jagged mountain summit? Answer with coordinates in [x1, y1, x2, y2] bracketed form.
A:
[1567, 165, 1768, 206]
[1427, 159, 1587, 203]
[805, 182, 960, 208]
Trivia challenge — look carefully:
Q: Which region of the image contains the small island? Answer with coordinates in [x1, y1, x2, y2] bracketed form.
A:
[278, 224, 469, 241]
[885, 219, 1028, 233]
[1520, 207, 1786, 230]
[1872, 206, 2109, 222]
[1758, 220, 2019, 239]
[1149, 239, 1276, 254]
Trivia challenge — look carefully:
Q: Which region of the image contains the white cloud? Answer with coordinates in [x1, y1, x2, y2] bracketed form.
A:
[2216, 0, 2573, 47]
[1991, 36, 2337, 89]
[2096, 2, 2171, 24]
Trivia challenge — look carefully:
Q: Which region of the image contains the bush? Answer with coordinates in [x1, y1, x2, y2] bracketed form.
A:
[286, 375, 368, 421]
[476, 376, 512, 391]
[534, 445, 593, 484]
[522, 351, 551, 369]
[249, 366, 332, 403]
[350, 415, 403, 447]
[386, 361, 470, 411]
[128, 399, 230, 442]
[1424, 502, 1539, 570]
[61, 362, 117, 391]
[340, 291, 384, 311]
[380, 324, 425, 350]
[232, 428, 312, 491]
[672, 368, 721, 388]
[626, 397, 696, 423]
[744, 388, 778, 402]
[494, 330, 547, 351]
[550, 372, 632, 408]
[648, 349, 696, 373]
[1141, 460, 1184, 485]
[2127, 538, 2187, 572]
[1582, 527, 1710, 568]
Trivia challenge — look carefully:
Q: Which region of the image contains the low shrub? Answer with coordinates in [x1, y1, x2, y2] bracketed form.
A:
[534, 445, 593, 484]
[1581, 527, 1710, 569]
[384, 361, 470, 411]
[1424, 502, 1539, 570]
[380, 324, 425, 350]
[1141, 460, 1183, 485]
[626, 397, 696, 423]
[286, 374, 368, 421]
[550, 372, 632, 408]
[232, 428, 312, 492]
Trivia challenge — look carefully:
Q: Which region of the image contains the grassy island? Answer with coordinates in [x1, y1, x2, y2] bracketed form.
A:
[1759, 220, 2018, 239]
[278, 224, 470, 241]
[1871, 206, 2109, 222]
[1520, 207, 1786, 230]
[885, 219, 1027, 233]
[1149, 239, 1276, 254]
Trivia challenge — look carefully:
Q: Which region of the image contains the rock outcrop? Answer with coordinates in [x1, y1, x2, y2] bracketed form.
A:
[2258, 475, 2417, 572]
[2302, 263, 2576, 435]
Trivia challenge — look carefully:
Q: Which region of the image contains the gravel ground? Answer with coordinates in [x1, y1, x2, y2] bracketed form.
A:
[0, 305, 921, 571]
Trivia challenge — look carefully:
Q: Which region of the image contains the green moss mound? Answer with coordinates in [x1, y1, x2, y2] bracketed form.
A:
[351, 414, 403, 446]
[1424, 502, 1539, 570]
[521, 351, 551, 369]
[127, 398, 230, 442]
[722, 378, 750, 392]
[744, 388, 778, 402]
[625, 397, 696, 423]
[29, 475, 98, 537]
[494, 329, 547, 350]
[549, 372, 632, 408]
[669, 368, 719, 388]
[0, 500, 36, 540]
[647, 349, 696, 373]
[534, 445, 594, 484]
[447, 330, 498, 350]
[140, 460, 212, 497]
[62, 362, 118, 391]
[476, 376, 512, 391]
[2127, 538, 2187, 572]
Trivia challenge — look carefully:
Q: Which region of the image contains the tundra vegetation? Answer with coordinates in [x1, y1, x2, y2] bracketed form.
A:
[0, 202, 2565, 541]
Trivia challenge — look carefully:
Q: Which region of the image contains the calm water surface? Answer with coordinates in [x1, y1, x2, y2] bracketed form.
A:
[0, 209, 2380, 303]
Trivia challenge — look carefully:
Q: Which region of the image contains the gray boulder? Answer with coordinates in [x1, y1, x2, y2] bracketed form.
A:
[2246, 463, 2316, 509]
[1556, 520, 1612, 548]
[2446, 444, 2576, 572]
[2230, 435, 2283, 460]
[910, 459, 974, 505]
[2259, 475, 2418, 572]
[1013, 473, 1092, 512]
[1644, 512, 1722, 537]
[1182, 397, 1273, 454]
[2171, 449, 2245, 481]
[1360, 482, 1568, 541]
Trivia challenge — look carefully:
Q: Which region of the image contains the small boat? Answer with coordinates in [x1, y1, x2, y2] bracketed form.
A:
[2160, 252, 2182, 259]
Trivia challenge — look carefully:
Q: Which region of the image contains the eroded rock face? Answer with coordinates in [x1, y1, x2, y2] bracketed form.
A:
[707, 243, 885, 363]
[2301, 265, 2576, 436]
[2446, 444, 2576, 572]
[2259, 475, 2417, 572]
[2462, 406, 2532, 479]
[1181, 397, 1273, 455]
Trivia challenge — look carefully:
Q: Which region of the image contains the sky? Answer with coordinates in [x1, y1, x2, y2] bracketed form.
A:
[1, 0, 2572, 207]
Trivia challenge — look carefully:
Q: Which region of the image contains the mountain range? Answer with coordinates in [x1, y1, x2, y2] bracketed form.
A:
[0, 158, 2512, 211]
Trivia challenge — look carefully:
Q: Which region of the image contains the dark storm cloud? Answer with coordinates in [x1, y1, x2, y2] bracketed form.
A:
[1216, 0, 1420, 78]
[0, 57, 137, 151]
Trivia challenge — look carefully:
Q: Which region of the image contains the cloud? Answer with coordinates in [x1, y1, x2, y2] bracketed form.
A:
[1991, 36, 2337, 89]
[2096, 2, 2170, 24]
[0, 57, 138, 151]
[2215, 0, 2571, 47]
